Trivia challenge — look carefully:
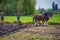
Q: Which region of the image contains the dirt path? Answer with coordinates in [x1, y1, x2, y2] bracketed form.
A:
[0, 23, 60, 36]
[23, 25, 60, 35]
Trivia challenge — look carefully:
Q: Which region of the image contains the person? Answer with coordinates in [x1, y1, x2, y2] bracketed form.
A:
[0, 10, 4, 22]
[0, 12, 4, 27]
[1, 14, 4, 21]
[17, 14, 20, 25]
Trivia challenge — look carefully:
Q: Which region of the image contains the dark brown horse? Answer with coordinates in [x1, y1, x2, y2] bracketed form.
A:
[33, 12, 52, 25]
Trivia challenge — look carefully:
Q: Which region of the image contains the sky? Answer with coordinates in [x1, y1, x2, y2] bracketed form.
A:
[35, 0, 60, 9]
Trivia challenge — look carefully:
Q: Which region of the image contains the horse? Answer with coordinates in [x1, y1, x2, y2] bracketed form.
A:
[33, 12, 52, 25]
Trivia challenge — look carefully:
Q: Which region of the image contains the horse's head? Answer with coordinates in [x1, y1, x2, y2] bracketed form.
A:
[43, 12, 52, 18]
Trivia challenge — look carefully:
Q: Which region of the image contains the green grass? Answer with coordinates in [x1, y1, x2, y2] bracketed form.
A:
[4, 14, 60, 23]
[48, 14, 60, 23]
[4, 16, 17, 22]
[4, 16, 33, 23]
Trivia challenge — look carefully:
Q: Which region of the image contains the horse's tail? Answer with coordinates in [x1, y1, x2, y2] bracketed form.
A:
[33, 17, 35, 23]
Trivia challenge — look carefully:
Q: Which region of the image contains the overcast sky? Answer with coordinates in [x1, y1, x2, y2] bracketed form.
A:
[35, 0, 60, 9]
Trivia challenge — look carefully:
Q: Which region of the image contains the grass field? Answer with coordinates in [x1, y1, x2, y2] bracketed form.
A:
[48, 14, 60, 23]
[4, 14, 60, 23]
[4, 16, 33, 23]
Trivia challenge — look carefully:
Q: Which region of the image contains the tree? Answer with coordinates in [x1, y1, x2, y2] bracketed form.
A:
[58, 9, 60, 14]
[23, 0, 36, 16]
[52, 2, 55, 11]
[28, 0, 36, 15]
[0, 0, 7, 12]
[55, 4, 58, 11]
[52, 2, 58, 14]
[0, 0, 36, 16]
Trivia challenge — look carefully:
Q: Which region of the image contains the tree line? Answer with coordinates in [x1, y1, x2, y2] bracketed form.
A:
[52, 2, 58, 13]
[0, 0, 36, 16]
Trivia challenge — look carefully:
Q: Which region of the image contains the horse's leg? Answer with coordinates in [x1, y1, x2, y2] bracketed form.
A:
[45, 21, 48, 25]
[35, 21, 37, 25]
[33, 18, 36, 25]
[35, 20, 40, 26]
[37, 20, 40, 26]
[34, 20, 37, 25]
[43, 21, 48, 25]
[42, 20, 45, 25]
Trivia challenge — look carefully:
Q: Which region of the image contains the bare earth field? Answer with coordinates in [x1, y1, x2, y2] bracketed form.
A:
[22, 24, 60, 35]
[0, 23, 60, 40]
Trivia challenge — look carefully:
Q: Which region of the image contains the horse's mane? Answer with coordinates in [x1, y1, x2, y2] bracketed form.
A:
[35, 14, 42, 16]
